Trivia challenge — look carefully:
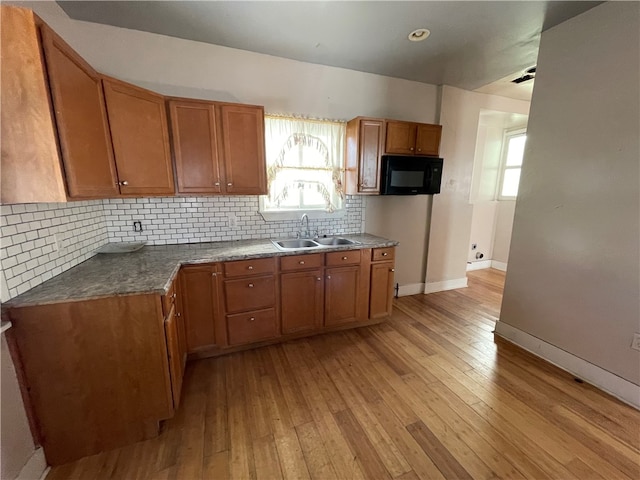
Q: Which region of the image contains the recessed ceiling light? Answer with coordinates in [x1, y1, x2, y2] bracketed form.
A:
[408, 28, 430, 42]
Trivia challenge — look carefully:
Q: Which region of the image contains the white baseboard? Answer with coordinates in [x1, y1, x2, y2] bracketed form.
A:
[466, 260, 492, 271]
[495, 322, 640, 409]
[397, 283, 425, 297]
[423, 277, 468, 294]
[491, 260, 508, 271]
[18, 447, 47, 480]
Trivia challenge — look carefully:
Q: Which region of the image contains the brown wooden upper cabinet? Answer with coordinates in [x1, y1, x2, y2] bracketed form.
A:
[41, 25, 120, 198]
[103, 77, 175, 196]
[220, 104, 267, 195]
[168, 100, 267, 195]
[345, 117, 385, 195]
[385, 120, 442, 156]
[1, 6, 70, 203]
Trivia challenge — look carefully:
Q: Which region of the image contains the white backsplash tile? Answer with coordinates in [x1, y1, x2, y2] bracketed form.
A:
[0, 195, 365, 301]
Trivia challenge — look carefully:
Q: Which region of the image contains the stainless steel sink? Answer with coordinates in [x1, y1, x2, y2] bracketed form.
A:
[272, 239, 321, 250]
[271, 237, 359, 251]
[314, 237, 358, 246]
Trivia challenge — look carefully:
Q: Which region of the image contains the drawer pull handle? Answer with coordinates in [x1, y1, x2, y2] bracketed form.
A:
[382, 252, 388, 256]
[299, 261, 305, 265]
[214, 181, 220, 186]
[249, 317, 256, 321]
[248, 283, 254, 288]
[248, 266, 254, 270]
[228, 183, 233, 187]
[342, 256, 348, 260]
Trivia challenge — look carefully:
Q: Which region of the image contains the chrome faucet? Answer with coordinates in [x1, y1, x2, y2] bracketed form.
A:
[300, 213, 310, 238]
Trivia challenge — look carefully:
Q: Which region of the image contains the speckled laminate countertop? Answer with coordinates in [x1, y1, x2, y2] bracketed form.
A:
[6, 234, 398, 308]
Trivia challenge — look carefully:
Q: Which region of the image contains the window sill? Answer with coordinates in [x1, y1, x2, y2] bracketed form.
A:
[258, 209, 346, 222]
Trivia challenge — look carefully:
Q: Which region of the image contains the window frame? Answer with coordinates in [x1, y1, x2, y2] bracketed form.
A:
[497, 127, 527, 200]
[259, 116, 347, 221]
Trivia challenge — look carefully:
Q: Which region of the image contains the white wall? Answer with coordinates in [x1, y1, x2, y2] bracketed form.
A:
[425, 86, 530, 289]
[1, 335, 36, 480]
[499, 1, 640, 386]
[492, 201, 516, 264]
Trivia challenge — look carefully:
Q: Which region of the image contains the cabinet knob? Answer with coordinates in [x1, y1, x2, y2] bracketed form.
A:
[382, 252, 388, 256]
[176, 312, 181, 317]
[391, 268, 395, 272]
[227, 183, 233, 187]
[119, 180, 129, 186]
[211, 272, 217, 277]
[248, 266, 254, 270]
[410, 147, 414, 151]
[248, 283, 254, 288]
[417, 148, 422, 152]
[249, 317, 256, 322]
[317, 277, 322, 281]
[326, 275, 331, 280]
[299, 261, 305, 265]
[214, 182, 220, 186]
[342, 256, 348, 260]
[172, 293, 177, 298]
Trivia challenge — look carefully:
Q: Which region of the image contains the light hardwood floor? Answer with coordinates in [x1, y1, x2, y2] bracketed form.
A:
[47, 269, 640, 479]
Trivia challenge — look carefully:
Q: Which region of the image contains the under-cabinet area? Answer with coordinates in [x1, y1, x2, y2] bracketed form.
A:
[4, 237, 396, 465]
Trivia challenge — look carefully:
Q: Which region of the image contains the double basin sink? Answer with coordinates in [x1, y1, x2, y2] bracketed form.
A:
[272, 237, 359, 251]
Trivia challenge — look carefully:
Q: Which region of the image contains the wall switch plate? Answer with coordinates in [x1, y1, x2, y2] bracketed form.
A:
[631, 333, 640, 351]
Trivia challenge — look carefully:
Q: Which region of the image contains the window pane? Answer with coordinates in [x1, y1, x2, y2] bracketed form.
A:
[506, 135, 526, 166]
[501, 168, 521, 197]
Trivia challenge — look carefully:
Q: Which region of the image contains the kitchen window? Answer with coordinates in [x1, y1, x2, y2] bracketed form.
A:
[498, 128, 527, 199]
[259, 115, 346, 220]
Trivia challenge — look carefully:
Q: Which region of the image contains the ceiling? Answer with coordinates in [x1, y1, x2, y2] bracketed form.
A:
[56, 1, 600, 93]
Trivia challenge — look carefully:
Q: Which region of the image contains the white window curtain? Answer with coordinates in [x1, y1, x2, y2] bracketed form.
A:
[262, 115, 346, 213]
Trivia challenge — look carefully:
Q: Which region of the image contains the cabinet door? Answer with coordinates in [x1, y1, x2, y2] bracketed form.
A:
[325, 265, 362, 326]
[164, 305, 184, 409]
[220, 104, 267, 195]
[358, 119, 385, 193]
[180, 265, 220, 352]
[169, 100, 222, 194]
[369, 261, 395, 319]
[281, 270, 324, 334]
[385, 121, 417, 154]
[102, 77, 175, 195]
[41, 26, 119, 198]
[415, 124, 442, 156]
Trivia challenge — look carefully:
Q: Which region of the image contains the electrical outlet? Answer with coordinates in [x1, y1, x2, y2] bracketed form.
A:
[133, 221, 143, 232]
[631, 333, 640, 351]
[227, 213, 237, 228]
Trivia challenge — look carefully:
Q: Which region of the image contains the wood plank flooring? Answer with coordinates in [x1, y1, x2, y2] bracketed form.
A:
[47, 269, 640, 479]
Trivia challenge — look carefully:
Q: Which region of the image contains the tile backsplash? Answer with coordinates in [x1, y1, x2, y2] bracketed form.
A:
[1, 195, 365, 301]
[1, 201, 108, 301]
[103, 195, 364, 244]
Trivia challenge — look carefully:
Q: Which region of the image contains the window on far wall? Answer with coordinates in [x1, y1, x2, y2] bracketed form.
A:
[498, 129, 527, 199]
[259, 115, 346, 220]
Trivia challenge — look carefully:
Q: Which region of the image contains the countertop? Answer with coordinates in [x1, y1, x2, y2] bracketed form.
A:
[6, 234, 398, 308]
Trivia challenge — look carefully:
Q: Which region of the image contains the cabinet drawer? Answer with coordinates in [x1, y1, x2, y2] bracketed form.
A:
[224, 257, 275, 277]
[280, 253, 323, 272]
[224, 275, 275, 313]
[372, 247, 395, 262]
[326, 250, 361, 266]
[227, 308, 278, 345]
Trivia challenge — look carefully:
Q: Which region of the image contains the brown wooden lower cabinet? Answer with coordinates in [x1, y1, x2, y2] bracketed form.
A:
[180, 264, 221, 352]
[227, 308, 278, 345]
[281, 269, 324, 334]
[369, 261, 395, 318]
[8, 294, 175, 466]
[324, 265, 364, 326]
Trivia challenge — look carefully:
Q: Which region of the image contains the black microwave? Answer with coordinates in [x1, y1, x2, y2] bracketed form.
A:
[380, 155, 443, 195]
